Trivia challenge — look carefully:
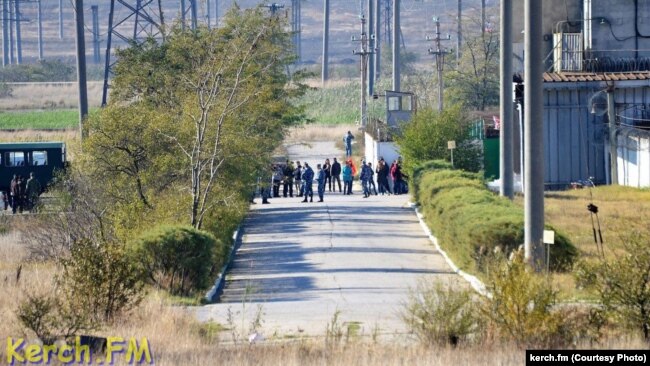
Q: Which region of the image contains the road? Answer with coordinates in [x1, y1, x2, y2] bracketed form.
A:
[194, 140, 461, 338]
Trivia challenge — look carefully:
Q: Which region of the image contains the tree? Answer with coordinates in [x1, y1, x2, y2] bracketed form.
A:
[395, 106, 482, 173]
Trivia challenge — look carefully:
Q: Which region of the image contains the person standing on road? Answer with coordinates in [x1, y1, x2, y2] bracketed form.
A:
[283, 160, 294, 198]
[26, 172, 42, 212]
[342, 161, 353, 195]
[330, 157, 342, 193]
[301, 163, 314, 203]
[272, 165, 283, 198]
[390, 160, 398, 195]
[376, 158, 391, 195]
[360, 160, 372, 198]
[9, 175, 18, 214]
[316, 164, 326, 202]
[343, 131, 355, 157]
[367, 162, 378, 195]
[294, 161, 303, 197]
[323, 159, 332, 192]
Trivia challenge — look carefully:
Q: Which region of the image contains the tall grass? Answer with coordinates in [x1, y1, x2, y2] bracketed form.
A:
[0, 109, 83, 129]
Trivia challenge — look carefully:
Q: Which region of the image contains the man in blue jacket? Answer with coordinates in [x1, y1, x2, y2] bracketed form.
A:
[301, 163, 314, 203]
[316, 164, 326, 202]
[343, 131, 355, 157]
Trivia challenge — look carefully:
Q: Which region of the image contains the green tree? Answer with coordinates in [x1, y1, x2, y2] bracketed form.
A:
[395, 106, 482, 173]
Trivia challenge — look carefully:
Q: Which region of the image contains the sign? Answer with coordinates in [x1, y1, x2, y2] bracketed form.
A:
[447, 140, 456, 149]
[543, 230, 555, 245]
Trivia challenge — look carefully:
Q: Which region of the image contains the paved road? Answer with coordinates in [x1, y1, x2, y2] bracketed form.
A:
[195, 141, 460, 337]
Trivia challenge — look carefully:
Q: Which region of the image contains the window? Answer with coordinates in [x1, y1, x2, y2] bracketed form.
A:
[31, 151, 47, 166]
[5, 152, 25, 167]
[388, 96, 401, 111]
[402, 95, 413, 111]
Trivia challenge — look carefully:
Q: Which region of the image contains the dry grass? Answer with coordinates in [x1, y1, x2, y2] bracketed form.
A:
[517, 186, 650, 299]
[286, 124, 358, 143]
[0, 82, 104, 111]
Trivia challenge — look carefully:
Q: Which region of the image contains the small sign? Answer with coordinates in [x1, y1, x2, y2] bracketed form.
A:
[543, 230, 555, 245]
[447, 140, 456, 149]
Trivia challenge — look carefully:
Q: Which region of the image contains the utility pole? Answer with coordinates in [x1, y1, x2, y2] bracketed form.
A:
[481, 0, 486, 38]
[353, 15, 373, 127]
[13, 0, 21, 64]
[215, 0, 218, 27]
[291, 0, 301, 62]
[427, 17, 451, 111]
[264, 3, 284, 16]
[91, 5, 100, 64]
[384, 0, 391, 47]
[8, 0, 13, 64]
[367, 0, 374, 96]
[456, 0, 461, 61]
[374, 0, 380, 79]
[322, 0, 329, 84]
[206, 0, 211, 28]
[2, 0, 8, 66]
[74, 0, 88, 138]
[524, 0, 544, 270]
[37, 0, 43, 60]
[59, 0, 63, 39]
[190, 0, 197, 30]
[392, 0, 399, 91]
[500, 0, 514, 199]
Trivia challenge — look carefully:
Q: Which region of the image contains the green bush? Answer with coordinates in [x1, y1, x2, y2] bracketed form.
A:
[415, 163, 577, 273]
[131, 225, 226, 296]
[0, 60, 74, 82]
[403, 280, 484, 346]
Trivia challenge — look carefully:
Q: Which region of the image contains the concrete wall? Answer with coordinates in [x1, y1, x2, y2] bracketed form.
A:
[364, 133, 400, 176]
[617, 128, 650, 188]
[587, 0, 650, 59]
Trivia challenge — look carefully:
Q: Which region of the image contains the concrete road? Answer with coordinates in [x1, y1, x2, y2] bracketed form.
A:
[194, 141, 461, 338]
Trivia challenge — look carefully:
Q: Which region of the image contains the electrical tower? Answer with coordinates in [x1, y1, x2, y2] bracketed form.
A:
[102, 0, 185, 106]
[383, 0, 391, 47]
[291, 0, 301, 62]
[263, 3, 284, 15]
[353, 15, 374, 127]
[426, 17, 451, 111]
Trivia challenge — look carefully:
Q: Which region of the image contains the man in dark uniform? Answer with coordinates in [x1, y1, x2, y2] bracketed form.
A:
[301, 163, 314, 203]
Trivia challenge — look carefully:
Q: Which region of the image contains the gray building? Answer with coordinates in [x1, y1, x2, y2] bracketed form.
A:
[515, 0, 650, 188]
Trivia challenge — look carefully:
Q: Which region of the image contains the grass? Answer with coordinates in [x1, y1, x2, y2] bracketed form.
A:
[529, 185, 650, 300]
[0, 109, 84, 130]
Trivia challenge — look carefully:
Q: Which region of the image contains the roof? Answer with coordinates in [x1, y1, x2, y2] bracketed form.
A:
[0, 142, 65, 150]
[543, 72, 650, 83]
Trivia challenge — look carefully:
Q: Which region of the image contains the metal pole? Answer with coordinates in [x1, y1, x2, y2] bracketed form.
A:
[481, 0, 486, 38]
[322, 0, 329, 84]
[215, 0, 218, 27]
[13, 0, 21, 64]
[360, 16, 368, 126]
[180, 0, 186, 30]
[133, 0, 140, 38]
[207, 0, 211, 28]
[524, 0, 545, 271]
[435, 19, 443, 111]
[190, 0, 197, 30]
[2, 0, 8, 66]
[75, 0, 89, 138]
[91, 5, 100, 64]
[8, 0, 13, 64]
[392, 0, 399, 91]
[500, 0, 514, 199]
[457, 0, 461, 61]
[37, 0, 43, 60]
[607, 89, 618, 185]
[368, 0, 374, 96]
[102, 0, 115, 107]
[375, 0, 380, 79]
[59, 0, 63, 39]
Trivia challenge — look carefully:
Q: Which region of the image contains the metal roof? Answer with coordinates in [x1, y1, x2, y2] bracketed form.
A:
[0, 142, 65, 149]
[543, 72, 650, 83]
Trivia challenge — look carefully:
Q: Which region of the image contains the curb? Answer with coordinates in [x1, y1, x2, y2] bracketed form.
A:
[408, 202, 489, 297]
[205, 224, 245, 303]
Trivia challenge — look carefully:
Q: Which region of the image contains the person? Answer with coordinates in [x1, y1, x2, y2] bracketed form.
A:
[259, 166, 273, 204]
[330, 157, 342, 192]
[367, 162, 378, 195]
[283, 160, 294, 198]
[360, 160, 372, 198]
[301, 163, 314, 203]
[294, 161, 303, 196]
[376, 158, 391, 195]
[396, 159, 408, 194]
[323, 159, 332, 192]
[343, 131, 355, 157]
[25, 172, 42, 212]
[390, 160, 398, 194]
[316, 164, 326, 202]
[9, 175, 18, 214]
[342, 161, 353, 195]
[272, 165, 283, 198]
[16, 175, 25, 213]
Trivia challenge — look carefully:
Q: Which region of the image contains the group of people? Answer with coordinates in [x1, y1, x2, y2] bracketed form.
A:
[3, 173, 42, 214]
[258, 156, 408, 204]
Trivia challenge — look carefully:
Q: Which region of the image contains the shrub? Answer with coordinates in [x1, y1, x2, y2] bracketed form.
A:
[59, 239, 145, 322]
[415, 164, 577, 273]
[575, 229, 650, 340]
[402, 280, 483, 346]
[0, 81, 12, 98]
[481, 255, 575, 347]
[131, 225, 226, 296]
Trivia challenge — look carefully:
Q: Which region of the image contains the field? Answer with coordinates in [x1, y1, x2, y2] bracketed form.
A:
[0, 109, 81, 130]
